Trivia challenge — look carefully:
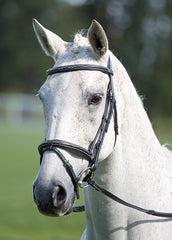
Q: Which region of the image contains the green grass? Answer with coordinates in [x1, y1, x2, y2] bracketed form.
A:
[0, 117, 171, 240]
[0, 124, 85, 240]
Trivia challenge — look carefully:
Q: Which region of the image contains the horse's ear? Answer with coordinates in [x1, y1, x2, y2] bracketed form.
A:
[88, 20, 108, 58]
[33, 19, 65, 60]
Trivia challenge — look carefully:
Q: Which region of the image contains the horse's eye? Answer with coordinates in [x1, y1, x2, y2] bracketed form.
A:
[89, 94, 102, 105]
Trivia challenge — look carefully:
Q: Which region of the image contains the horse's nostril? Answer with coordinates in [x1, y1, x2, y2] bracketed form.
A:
[52, 185, 67, 208]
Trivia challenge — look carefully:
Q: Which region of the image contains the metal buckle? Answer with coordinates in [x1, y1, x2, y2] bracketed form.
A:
[77, 167, 92, 188]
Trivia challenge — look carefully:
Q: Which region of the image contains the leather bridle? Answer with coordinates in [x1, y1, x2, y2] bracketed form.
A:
[38, 57, 118, 198]
[38, 56, 172, 218]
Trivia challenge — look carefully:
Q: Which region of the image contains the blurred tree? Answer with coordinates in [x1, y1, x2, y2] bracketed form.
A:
[87, 0, 172, 116]
[0, 0, 93, 92]
[0, 0, 172, 116]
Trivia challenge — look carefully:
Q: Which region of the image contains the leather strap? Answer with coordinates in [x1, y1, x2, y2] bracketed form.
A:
[87, 179, 172, 218]
[40, 144, 80, 199]
[47, 64, 114, 76]
[39, 139, 92, 162]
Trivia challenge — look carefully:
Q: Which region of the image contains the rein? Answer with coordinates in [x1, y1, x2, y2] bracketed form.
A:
[38, 57, 172, 218]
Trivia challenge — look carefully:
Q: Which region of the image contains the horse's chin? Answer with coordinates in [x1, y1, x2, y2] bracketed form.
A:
[37, 203, 74, 217]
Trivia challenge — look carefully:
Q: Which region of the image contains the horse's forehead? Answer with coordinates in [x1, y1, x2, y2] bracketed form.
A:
[41, 68, 108, 96]
[40, 75, 71, 97]
[40, 46, 109, 97]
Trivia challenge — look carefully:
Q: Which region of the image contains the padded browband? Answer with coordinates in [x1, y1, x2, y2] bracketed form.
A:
[47, 64, 114, 76]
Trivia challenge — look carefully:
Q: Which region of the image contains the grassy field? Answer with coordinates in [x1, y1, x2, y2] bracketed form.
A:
[0, 117, 171, 240]
[0, 123, 85, 240]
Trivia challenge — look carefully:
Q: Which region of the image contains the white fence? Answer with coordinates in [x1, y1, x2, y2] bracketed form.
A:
[0, 93, 44, 127]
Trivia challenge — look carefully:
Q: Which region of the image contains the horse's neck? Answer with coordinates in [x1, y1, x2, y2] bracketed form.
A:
[82, 56, 172, 240]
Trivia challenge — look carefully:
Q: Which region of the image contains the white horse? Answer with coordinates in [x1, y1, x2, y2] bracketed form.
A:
[33, 19, 172, 240]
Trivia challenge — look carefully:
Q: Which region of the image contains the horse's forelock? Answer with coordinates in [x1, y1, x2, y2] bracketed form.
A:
[73, 32, 89, 47]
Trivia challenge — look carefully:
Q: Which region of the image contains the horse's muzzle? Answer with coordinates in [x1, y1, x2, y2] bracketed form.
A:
[33, 180, 75, 216]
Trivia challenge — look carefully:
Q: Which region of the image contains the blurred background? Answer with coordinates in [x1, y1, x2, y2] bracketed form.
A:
[0, 0, 172, 239]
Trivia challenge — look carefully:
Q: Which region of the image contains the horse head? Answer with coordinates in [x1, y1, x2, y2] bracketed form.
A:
[33, 20, 116, 216]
